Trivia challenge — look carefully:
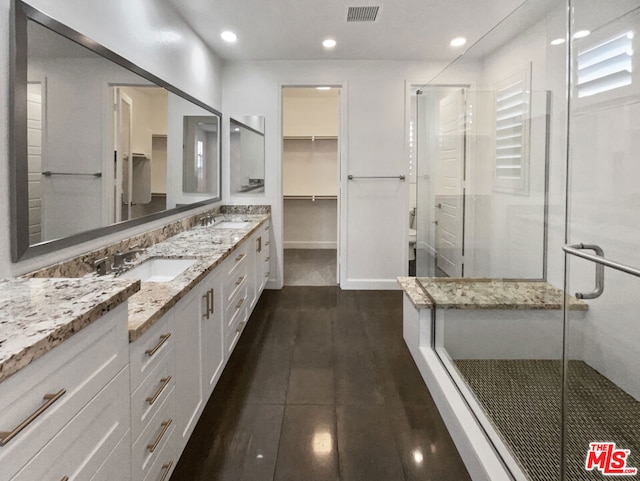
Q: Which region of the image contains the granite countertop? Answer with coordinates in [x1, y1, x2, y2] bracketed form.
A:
[397, 277, 433, 309]
[0, 277, 140, 384]
[415, 277, 588, 310]
[118, 213, 270, 341]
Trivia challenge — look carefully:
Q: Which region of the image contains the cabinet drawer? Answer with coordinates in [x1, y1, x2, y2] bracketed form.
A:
[0, 304, 128, 480]
[224, 283, 248, 331]
[130, 312, 175, 391]
[10, 368, 130, 481]
[142, 422, 177, 481]
[90, 429, 131, 481]
[226, 244, 248, 278]
[132, 387, 175, 481]
[131, 347, 176, 442]
[223, 261, 248, 303]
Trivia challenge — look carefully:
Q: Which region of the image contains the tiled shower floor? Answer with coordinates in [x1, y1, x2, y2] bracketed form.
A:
[455, 359, 640, 481]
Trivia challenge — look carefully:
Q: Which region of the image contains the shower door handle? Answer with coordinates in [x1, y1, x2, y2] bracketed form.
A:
[563, 243, 605, 299]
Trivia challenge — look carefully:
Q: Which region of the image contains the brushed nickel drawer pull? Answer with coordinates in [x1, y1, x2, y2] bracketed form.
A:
[265, 241, 270, 246]
[235, 298, 245, 309]
[235, 276, 245, 286]
[147, 419, 172, 453]
[146, 376, 172, 405]
[0, 389, 66, 446]
[265, 225, 270, 230]
[256, 236, 262, 253]
[265, 272, 270, 278]
[208, 289, 215, 315]
[160, 461, 174, 481]
[265, 256, 270, 262]
[236, 321, 246, 333]
[146, 333, 172, 358]
[203, 291, 211, 320]
[235, 253, 245, 262]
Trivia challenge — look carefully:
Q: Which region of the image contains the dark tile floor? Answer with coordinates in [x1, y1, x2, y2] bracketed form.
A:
[170, 287, 471, 481]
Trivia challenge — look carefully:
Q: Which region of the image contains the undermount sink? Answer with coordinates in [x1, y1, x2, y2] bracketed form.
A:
[214, 221, 251, 229]
[118, 258, 197, 282]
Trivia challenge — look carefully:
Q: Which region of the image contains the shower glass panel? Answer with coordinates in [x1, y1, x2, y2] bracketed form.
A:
[415, 0, 571, 479]
[564, 1, 640, 479]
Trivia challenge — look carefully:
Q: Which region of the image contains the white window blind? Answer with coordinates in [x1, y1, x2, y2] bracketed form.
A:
[577, 32, 633, 98]
[494, 67, 530, 193]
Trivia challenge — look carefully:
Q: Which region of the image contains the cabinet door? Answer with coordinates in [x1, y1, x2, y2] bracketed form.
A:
[201, 274, 224, 398]
[174, 289, 203, 448]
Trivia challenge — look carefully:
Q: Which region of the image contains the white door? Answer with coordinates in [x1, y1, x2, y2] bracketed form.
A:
[114, 89, 133, 222]
[435, 89, 466, 277]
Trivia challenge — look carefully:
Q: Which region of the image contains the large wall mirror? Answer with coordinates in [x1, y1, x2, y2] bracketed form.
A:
[10, 1, 222, 262]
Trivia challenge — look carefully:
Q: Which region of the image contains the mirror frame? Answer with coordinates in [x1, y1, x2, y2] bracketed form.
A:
[10, 0, 223, 262]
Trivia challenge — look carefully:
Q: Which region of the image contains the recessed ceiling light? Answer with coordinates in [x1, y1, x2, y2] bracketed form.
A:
[450, 37, 467, 47]
[221, 30, 237, 43]
[550, 38, 565, 46]
[322, 38, 337, 49]
[316, 86, 331, 90]
[573, 30, 590, 39]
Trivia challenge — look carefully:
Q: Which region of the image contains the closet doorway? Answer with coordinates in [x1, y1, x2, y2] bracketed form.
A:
[282, 86, 340, 286]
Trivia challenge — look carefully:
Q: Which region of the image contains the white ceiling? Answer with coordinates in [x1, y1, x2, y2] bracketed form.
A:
[167, 0, 528, 62]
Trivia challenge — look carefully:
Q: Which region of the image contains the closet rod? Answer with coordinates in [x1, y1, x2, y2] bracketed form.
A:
[42, 171, 102, 178]
[347, 174, 405, 180]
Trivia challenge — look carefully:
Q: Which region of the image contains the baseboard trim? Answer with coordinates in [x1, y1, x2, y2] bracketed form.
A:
[283, 241, 337, 249]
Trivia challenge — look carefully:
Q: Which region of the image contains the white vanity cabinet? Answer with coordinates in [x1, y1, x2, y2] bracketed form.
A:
[0, 303, 130, 481]
[174, 267, 224, 454]
[255, 221, 271, 295]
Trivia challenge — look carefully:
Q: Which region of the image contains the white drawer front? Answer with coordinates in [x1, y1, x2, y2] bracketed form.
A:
[10, 367, 130, 481]
[90, 429, 132, 481]
[226, 244, 248, 278]
[132, 387, 176, 481]
[223, 262, 248, 303]
[141, 423, 177, 481]
[131, 346, 176, 442]
[130, 312, 175, 391]
[0, 304, 128, 481]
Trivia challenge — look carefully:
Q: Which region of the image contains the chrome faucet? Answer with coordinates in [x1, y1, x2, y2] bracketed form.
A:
[112, 246, 145, 270]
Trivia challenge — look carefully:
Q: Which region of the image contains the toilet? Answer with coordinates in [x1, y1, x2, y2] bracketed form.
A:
[409, 208, 417, 261]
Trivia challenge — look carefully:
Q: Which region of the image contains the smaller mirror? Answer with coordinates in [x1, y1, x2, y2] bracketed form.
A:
[230, 117, 265, 194]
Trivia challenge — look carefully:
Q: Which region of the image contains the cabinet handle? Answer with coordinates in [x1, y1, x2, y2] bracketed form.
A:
[60, 477, 69, 481]
[146, 333, 171, 358]
[147, 419, 172, 453]
[235, 275, 245, 286]
[265, 241, 270, 246]
[235, 253, 245, 262]
[236, 321, 246, 333]
[265, 225, 270, 230]
[265, 272, 270, 278]
[203, 291, 211, 320]
[235, 298, 245, 309]
[256, 236, 262, 253]
[208, 289, 215, 315]
[265, 256, 270, 262]
[0, 389, 66, 446]
[160, 461, 174, 481]
[146, 376, 172, 405]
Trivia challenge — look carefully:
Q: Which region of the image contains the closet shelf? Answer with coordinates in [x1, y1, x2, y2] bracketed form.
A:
[284, 195, 337, 201]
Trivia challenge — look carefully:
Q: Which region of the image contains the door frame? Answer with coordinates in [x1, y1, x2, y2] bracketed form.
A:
[279, 83, 348, 286]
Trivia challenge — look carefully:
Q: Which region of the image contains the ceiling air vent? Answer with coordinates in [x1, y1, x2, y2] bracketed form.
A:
[346, 6, 380, 22]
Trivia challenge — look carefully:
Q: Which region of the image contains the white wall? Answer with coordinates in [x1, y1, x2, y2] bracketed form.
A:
[222, 60, 444, 289]
[0, 0, 223, 276]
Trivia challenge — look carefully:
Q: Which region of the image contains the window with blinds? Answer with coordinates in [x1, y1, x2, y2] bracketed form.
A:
[494, 67, 531, 193]
[577, 32, 633, 98]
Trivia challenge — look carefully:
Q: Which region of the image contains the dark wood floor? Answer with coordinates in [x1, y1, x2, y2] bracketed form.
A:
[170, 287, 471, 481]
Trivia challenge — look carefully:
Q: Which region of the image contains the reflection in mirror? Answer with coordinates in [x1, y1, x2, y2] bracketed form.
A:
[183, 116, 220, 194]
[13, 2, 222, 261]
[230, 117, 265, 194]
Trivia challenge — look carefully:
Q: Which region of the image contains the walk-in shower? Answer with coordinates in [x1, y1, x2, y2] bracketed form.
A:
[412, 0, 640, 480]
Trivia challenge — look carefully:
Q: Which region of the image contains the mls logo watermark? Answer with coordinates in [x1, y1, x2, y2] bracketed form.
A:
[585, 442, 637, 476]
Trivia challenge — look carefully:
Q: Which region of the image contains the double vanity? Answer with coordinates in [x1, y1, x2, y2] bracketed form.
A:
[0, 210, 271, 481]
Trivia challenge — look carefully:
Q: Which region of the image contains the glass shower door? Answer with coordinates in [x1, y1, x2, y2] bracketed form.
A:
[563, 1, 640, 479]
